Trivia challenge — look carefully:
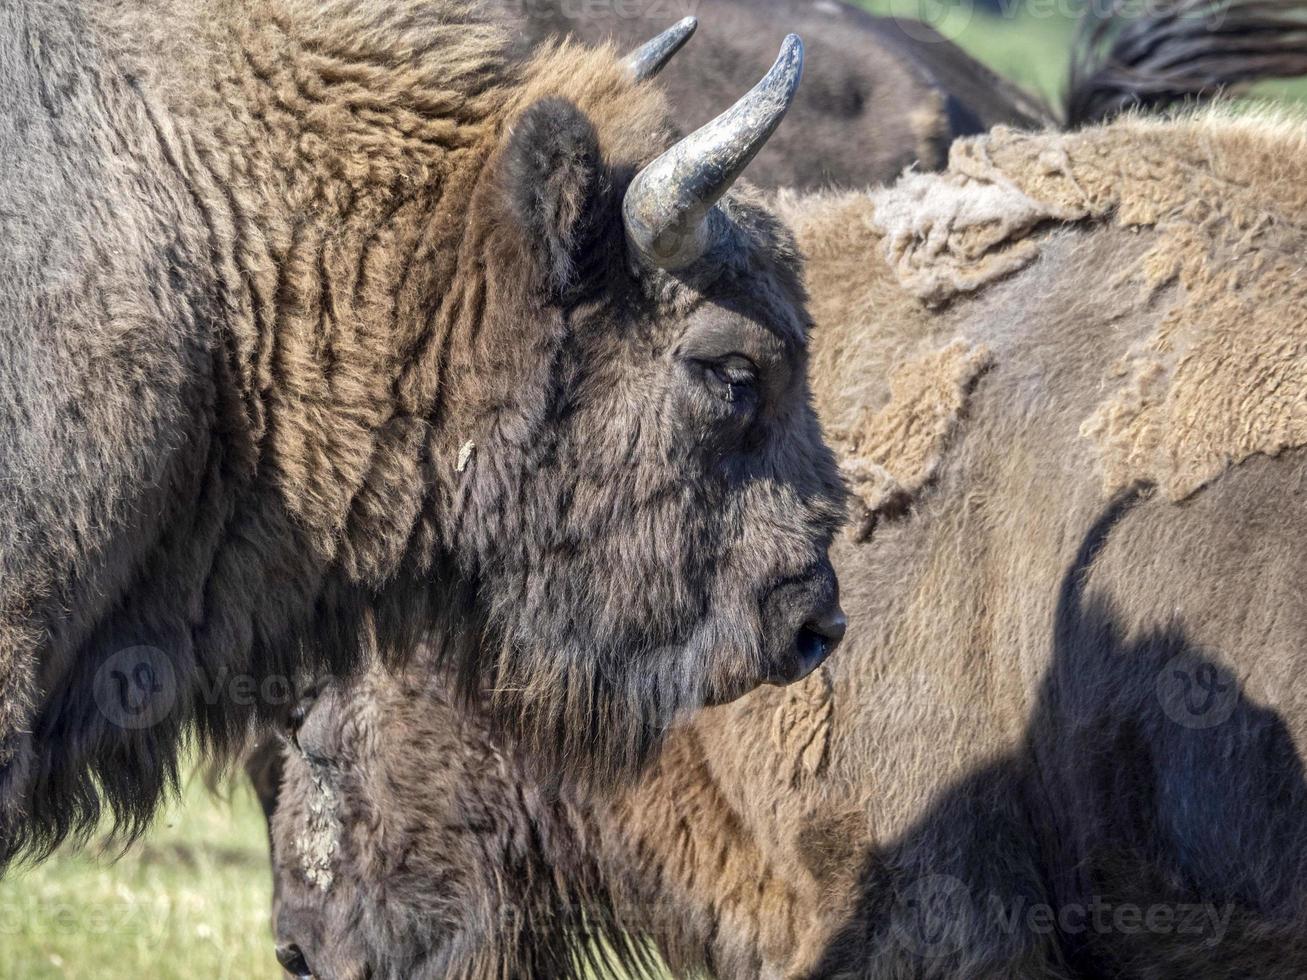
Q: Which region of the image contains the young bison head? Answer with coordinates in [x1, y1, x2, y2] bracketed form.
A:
[264, 675, 571, 980]
[443, 33, 847, 779]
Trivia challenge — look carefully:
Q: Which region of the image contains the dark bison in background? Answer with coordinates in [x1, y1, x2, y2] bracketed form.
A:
[499, 0, 1307, 189]
[264, 101, 1307, 978]
[503, 0, 1049, 188]
[0, 0, 847, 866]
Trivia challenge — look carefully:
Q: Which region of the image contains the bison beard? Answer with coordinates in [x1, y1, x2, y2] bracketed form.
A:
[0, 2, 844, 865]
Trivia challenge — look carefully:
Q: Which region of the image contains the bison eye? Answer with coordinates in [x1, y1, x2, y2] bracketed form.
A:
[700, 355, 759, 407]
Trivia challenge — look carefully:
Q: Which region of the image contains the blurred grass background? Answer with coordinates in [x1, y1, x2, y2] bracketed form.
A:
[0, 774, 271, 979]
[871, 0, 1079, 96]
[3, 5, 1306, 978]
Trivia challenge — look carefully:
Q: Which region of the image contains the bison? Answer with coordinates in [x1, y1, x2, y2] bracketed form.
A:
[259, 94, 1307, 978]
[497, 0, 1050, 188]
[496, 0, 1307, 189]
[0, 0, 849, 865]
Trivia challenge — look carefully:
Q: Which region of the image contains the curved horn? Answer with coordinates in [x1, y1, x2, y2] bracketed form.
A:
[623, 34, 804, 270]
[623, 16, 698, 82]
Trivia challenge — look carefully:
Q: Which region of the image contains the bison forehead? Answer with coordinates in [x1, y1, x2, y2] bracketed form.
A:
[701, 188, 811, 342]
[294, 761, 343, 892]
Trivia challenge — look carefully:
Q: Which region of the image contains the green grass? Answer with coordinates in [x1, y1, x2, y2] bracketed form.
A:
[864, 0, 1079, 103]
[855, 0, 1307, 113]
[7, 9, 1307, 979]
[0, 776, 276, 980]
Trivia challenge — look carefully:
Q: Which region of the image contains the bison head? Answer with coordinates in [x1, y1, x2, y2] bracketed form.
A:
[439, 32, 847, 780]
[264, 675, 580, 980]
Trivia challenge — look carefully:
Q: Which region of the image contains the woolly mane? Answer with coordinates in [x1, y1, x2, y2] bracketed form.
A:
[1, 0, 677, 861]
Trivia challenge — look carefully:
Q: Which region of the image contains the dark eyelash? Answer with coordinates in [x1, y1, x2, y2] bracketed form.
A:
[702, 358, 758, 405]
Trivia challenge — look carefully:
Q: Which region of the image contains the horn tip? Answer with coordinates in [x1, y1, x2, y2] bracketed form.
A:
[624, 16, 700, 83]
[776, 33, 805, 89]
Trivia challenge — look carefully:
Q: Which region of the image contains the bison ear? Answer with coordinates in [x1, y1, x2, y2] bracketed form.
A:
[500, 98, 605, 296]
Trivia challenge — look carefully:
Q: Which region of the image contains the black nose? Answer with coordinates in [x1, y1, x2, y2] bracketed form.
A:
[767, 598, 847, 687]
[797, 603, 847, 669]
[805, 606, 847, 646]
[276, 943, 314, 978]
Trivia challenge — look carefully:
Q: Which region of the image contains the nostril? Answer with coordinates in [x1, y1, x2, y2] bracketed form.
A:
[794, 625, 832, 668]
[276, 943, 314, 978]
[805, 606, 847, 645]
[787, 605, 847, 681]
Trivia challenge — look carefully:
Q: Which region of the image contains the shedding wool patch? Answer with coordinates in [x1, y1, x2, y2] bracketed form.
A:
[837, 339, 992, 531]
[1082, 225, 1307, 500]
[872, 114, 1307, 500]
[871, 143, 1089, 306]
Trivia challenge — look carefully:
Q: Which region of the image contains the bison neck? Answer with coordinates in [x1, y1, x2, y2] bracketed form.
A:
[1, 1, 526, 859]
[107, 3, 522, 569]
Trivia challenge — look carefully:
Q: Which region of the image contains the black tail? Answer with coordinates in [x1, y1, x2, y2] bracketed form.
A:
[1065, 0, 1307, 127]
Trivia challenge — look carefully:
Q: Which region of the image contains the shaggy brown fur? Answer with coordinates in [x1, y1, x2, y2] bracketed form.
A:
[1066, 0, 1307, 126]
[261, 109, 1307, 979]
[0, 0, 847, 865]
